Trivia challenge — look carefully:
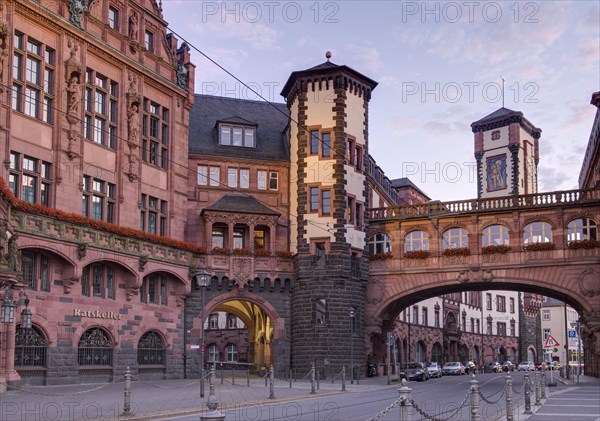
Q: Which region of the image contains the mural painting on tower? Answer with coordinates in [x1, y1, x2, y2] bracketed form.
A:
[487, 155, 507, 192]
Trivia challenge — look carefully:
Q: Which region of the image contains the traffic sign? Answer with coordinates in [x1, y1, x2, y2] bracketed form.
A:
[568, 330, 577, 338]
[544, 335, 560, 348]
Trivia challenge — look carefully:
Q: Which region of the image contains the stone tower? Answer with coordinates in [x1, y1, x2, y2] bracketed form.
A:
[281, 55, 377, 377]
[471, 108, 542, 198]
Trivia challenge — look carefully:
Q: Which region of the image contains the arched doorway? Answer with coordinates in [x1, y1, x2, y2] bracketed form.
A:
[415, 341, 426, 363]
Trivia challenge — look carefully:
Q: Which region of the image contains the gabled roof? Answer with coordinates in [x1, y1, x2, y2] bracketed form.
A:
[202, 195, 280, 216]
[471, 107, 542, 139]
[189, 95, 289, 161]
[280, 60, 378, 98]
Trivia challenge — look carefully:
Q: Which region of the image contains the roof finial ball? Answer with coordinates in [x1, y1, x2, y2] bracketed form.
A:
[325, 51, 332, 61]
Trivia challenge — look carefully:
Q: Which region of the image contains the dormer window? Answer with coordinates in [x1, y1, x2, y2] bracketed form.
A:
[219, 124, 255, 147]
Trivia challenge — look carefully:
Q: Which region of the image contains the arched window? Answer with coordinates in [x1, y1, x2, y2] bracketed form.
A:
[208, 344, 219, 362]
[404, 230, 429, 252]
[567, 218, 597, 241]
[226, 344, 238, 362]
[78, 328, 112, 366]
[15, 325, 47, 367]
[482, 225, 509, 246]
[415, 341, 426, 363]
[137, 331, 165, 365]
[523, 221, 553, 243]
[369, 233, 392, 255]
[431, 343, 443, 364]
[442, 228, 468, 250]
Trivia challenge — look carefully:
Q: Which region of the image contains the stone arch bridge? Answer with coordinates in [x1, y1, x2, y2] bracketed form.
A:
[365, 188, 600, 377]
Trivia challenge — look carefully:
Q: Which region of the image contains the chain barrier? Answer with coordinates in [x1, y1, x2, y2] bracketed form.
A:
[6, 382, 111, 396]
[478, 387, 505, 405]
[248, 369, 271, 386]
[366, 397, 402, 421]
[137, 378, 200, 389]
[511, 382, 525, 394]
[411, 389, 470, 421]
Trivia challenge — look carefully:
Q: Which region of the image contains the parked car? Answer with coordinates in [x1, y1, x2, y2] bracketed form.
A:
[484, 362, 503, 373]
[502, 361, 515, 372]
[517, 362, 535, 371]
[427, 362, 442, 378]
[442, 361, 465, 375]
[534, 362, 547, 371]
[400, 362, 429, 382]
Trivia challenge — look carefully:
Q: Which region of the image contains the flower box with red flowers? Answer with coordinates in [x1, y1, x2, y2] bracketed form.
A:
[403, 250, 431, 259]
[481, 245, 512, 255]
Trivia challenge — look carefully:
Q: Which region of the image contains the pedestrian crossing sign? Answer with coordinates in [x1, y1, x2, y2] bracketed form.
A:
[544, 335, 560, 348]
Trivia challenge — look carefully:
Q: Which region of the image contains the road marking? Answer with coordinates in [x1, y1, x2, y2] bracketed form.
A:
[533, 414, 600, 417]
[543, 404, 600, 407]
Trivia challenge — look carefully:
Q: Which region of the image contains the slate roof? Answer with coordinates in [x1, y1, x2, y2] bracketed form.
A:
[471, 107, 542, 139]
[280, 60, 378, 98]
[391, 177, 431, 200]
[189, 95, 289, 161]
[202, 195, 280, 216]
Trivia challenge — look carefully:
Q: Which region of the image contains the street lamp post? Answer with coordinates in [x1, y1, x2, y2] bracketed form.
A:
[349, 308, 355, 384]
[193, 270, 211, 399]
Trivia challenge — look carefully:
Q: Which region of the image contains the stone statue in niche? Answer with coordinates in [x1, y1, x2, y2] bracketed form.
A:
[128, 72, 138, 96]
[129, 12, 138, 40]
[69, 0, 85, 27]
[66, 74, 82, 116]
[5, 233, 19, 272]
[127, 103, 140, 147]
[176, 63, 188, 89]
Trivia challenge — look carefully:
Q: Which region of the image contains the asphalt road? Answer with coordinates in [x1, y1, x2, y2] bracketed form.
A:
[161, 371, 538, 421]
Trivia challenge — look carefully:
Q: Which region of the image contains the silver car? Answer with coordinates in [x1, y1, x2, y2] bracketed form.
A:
[442, 361, 465, 375]
[427, 362, 442, 378]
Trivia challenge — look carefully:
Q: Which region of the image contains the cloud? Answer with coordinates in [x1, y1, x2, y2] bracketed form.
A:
[189, 18, 280, 50]
[343, 44, 383, 74]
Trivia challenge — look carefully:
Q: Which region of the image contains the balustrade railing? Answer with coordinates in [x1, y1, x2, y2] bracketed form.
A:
[369, 188, 599, 221]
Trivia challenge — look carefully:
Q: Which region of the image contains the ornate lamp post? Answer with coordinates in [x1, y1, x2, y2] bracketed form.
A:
[193, 270, 211, 399]
[1, 285, 32, 392]
[349, 308, 355, 384]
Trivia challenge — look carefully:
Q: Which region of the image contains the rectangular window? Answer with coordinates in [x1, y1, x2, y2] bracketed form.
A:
[322, 190, 331, 215]
[268, 171, 278, 190]
[9, 152, 51, 205]
[497, 295, 506, 312]
[310, 187, 319, 212]
[228, 168, 237, 187]
[85, 69, 118, 149]
[240, 169, 250, 189]
[219, 125, 255, 147]
[422, 308, 428, 326]
[144, 31, 154, 52]
[497, 322, 506, 336]
[227, 315, 237, 329]
[412, 306, 419, 325]
[197, 165, 208, 185]
[347, 139, 355, 165]
[434, 310, 440, 328]
[314, 298, 327, 326]
[209, 166, 220, 186]
[470, 317, 475, 333]
[310, 130, 319, 154]
[140, 194, 167, 236]
[83, 175, 115, 222]
[209, 314, 219, 329]
[510, 322, 515, 337]
[347, 197, 355, 224]
[233, 228, 245, 249]
[487, 320, 492, 335]
[486, 293, 492, 310]
[212, 227, 226, 249]
[142, 98, 169, 169]
[509, 297, 515, 313]
[254, 229, 266, 250]
[108, 7, 119, 30]
[476, 319, 480, 333]
[355, 145, 363, 171]
[543, 328, 550, 341]
[257, 170, 267, 190]
[12, 32, 55, 123]
[322, 133, 331, 157]
[542, 309, 550, 321]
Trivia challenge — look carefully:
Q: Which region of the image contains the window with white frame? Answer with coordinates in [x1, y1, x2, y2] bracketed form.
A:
[84, 69, 118, 149]
[368, 233, 392, 255]
[144, 30, 154, 52]
[208, 344, 219, 362]
[219, 124, 255, 147]
[227, 314, 237, 329]
[404, 230, 429, 252]
[497, 295, 506, 312]
[226, 344, 238, 362]
[442, 227, 469, 249]
[227, 168, 237, 187]
[567, 218, 597, 241]
[543, 328, 550, 340]
[209, 166, 220, 186]
[197, 165, 208, 185]
[12, 32, 55, 123]
[209, 314, 219, 329]
[523, 221, 553, 244]
[240, 169, 250, 188]
[482, 224, 510, 246]
[269, 171, 278, 190]
[8, 152, 51, 206]
[486, 293, 492, 310]
[509, 297, 515, 313]
[542, 309, 550, 321]
[82, 176, 115, 222]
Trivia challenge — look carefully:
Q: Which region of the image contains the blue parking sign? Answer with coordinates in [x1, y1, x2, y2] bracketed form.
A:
[568, 330, 577, 338]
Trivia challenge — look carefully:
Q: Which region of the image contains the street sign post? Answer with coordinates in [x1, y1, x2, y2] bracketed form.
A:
[568, 330, 577, 339]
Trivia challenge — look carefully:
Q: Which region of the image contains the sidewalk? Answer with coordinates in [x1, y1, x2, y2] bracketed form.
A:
[0, 375, 393, 421]
[524, 374, 600, 421]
